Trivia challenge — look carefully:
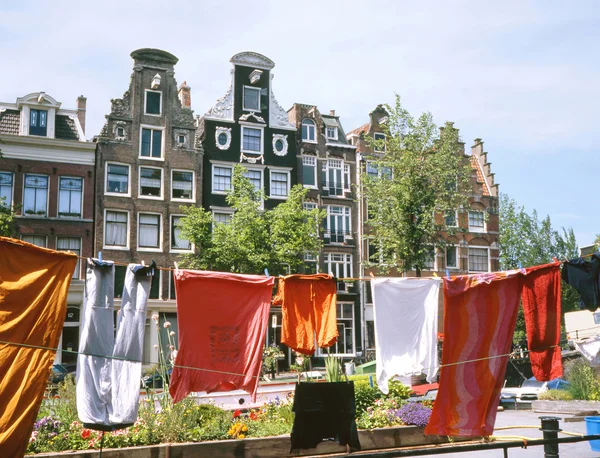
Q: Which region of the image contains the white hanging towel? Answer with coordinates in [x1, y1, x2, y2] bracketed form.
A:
[574, 336, 600, 367]
[372, 277, 441, 394]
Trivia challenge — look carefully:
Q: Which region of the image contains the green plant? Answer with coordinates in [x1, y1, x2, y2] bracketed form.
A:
[324, 352, 344, 382]
[566, 359, 600, 400]
[538, 389, 574, 401]
[262, 344, 285, 374]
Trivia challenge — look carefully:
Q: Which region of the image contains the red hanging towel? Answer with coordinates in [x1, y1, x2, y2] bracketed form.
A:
[169, 270, 274, 403]
[522, 262, 562, 381]
[425, 271, 521, 437]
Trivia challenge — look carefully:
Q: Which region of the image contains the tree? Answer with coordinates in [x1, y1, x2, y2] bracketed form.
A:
[178, 165, 324, 275]
[361, 95, 473, 276]
[498, 193, 580, 343]
[0, 200, 15, 237]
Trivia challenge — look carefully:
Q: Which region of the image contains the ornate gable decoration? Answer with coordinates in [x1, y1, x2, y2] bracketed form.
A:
[205, 70, 234, 121]
[239, 112, 266, 124]
[230, 52, 275, 70]
[269, 74, 295, 130]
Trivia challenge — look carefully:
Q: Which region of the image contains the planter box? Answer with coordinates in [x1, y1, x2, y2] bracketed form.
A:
[533, 400, 600, 415]
[32, 426, 464, 458]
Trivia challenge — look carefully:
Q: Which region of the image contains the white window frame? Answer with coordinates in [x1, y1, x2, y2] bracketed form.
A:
[468, 210, 486, 233]
[212, 209, 234, 228]
[0, 171, 14, 208]
[211, 163, 233, 195]
[343, 164, 351, 193]
[215, 126, 232, 150]
[326, 205, 352, 243]
[137, 212, 163, 252]
[326, 126, 338, 140]
[243, 166, 264, 195]
[171, 169, 195, 202]
[170, 214, 193, 253]
[423, 246, 437, 271]
[139, 125, 165, 161]
[302, 155, 318, 189]
[57, 176, 84, 219]
[240, 125, 264, 155]
[105, 162, 131, 197]
[138, 165, 163, 200]
[317, 301, 356, 357]
[21, 234, 47, 248]
[445, 245, 459, 270]
[103, 209, 130, 250]
[322, 159, 345, 197]
[445, 210, 458, 228]
[468, 245, 491, 273]
[242, 85, 261, 112]
[374, 132, 386, 152]
[324, 253, 353, 279]
[56, 236, 82, 279]
[269, 167, 291, 200]
[144, 89, 162, 116]
[301, 118, 317, 143]
[22, 173, 49, 217]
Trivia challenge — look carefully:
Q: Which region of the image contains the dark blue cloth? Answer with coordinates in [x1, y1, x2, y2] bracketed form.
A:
[561, 254, 600, 312]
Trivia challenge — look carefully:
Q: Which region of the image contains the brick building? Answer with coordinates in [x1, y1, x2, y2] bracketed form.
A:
[94, 48, 202, 362]
[287, 104, 362, 360]
[0, 91, 95, 365]
[347, 105, 500, 354]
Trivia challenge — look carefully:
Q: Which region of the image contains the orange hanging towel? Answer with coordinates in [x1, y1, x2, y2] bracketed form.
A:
[0, 237, 77, 458]
[273, 274, 338, 355]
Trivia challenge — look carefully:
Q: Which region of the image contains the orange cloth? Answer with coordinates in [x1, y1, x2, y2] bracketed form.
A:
[0, 237, 77, 457]
[425, 271, 521, 437]
[273, 274, 338, 356]
[169, 270, 274, 403]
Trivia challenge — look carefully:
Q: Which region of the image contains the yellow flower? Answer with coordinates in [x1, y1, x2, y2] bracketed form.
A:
[242, 425, 248, 432]
[239, 434, 245, 439]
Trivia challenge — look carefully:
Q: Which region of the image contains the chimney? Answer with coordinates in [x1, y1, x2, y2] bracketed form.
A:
[329, 109, 336, 116]
[76, 95, 87, 136]
[178, 81, 191, 109]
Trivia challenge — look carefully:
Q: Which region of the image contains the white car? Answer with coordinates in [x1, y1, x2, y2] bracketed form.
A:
[500, 377, 570, 404]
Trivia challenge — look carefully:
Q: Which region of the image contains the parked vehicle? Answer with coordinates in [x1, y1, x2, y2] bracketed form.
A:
[565, 310, 600, 347]
[500, 376, 570, 404]
[141, 368, 172, 389]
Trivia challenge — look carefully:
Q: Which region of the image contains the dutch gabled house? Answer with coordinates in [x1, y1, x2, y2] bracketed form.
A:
[287, 104, 362, 363]
[347, 105, 500, 356]
[94, 48, 202, 363]
[0, 91, 96, 366]
[197, 52, 298, 365]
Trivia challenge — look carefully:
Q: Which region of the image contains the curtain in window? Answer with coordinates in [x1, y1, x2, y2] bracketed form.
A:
[171, 217, 190, 250]
[57, 237, 81, 278]
[139, 214, 159, 248]
[23, 175, 48, 214]
[59, 178, 82, 216]
[105, 212, 127, 246]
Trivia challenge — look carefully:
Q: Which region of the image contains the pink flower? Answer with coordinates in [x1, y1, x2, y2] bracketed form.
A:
[163, 321, 171, 329]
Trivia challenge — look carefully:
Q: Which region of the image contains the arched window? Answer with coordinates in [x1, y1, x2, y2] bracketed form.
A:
[301, 119, 316, 142]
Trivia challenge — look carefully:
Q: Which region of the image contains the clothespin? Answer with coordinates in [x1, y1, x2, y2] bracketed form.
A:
[264, 268, 270, 278]
[432, 272, 438, 277]
[141, 260, 146, 266]
[98, 251, 102, 262]
[517, 261, 526, 274]
[369, 271, 375, 280]
[446, 269, 450, 280]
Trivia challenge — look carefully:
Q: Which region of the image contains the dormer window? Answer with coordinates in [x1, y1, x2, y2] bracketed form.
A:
[30, 109, 47, 136]
[326, 127, 338, 140]
[243, 86, 261, 112]
[145, 90, 162, 115]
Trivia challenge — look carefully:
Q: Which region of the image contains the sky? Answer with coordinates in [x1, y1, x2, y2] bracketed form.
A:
[1, 0, 598, 248]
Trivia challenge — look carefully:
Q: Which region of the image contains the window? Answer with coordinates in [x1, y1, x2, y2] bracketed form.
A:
[138, 213, 161, 250]
[57, 237, 81, 279]
[468, 247, 489, 272]
[178, 134, 185, 145]
[325, 253, 353, 279]
[374, 132, 386, 152]
[423, 247, 436, 270]
[29, 109, 47, 136]
[114, 266, 160, 300]
[104, 211, 128, 248]
[446, 246, 458, 269]
[0, 172, 13, 207]
[213, 212, 233, 225]
[23, 174, 48, 216]
[445, 211, 457, 227]
[322, 159, 345, 196]
[242, 126, 262, 153]
[301, 119, 316, 142]
[116, 126, 125, 137]
[344, 164, 351, 192]
[58, 177, 83, 218]
[22, 235, 47, 247]
[302, 156, 317, 187]
[215, 127, 232, 150]
[244, 169, 263, 194]
[243, 86, 261, 111]
[145, 90, 161, 115]
[270, 170, 289, 198]
[468, 211, 485, 232]
[172, 170, 194, 200]
[326, 127, 338, 140]
[212, 165, 232, 193]
[106, 163, 130, 195]
[140, 127, 163, 158]
[169, 270, 177, 300]
[365, 161, 392, 179]
[303, 201, 319, 235]
[326, 206, 351, 243]
[367, 239, 381, 264]
[171, 215, 191, 251]
[325, 303, 355, 355]
[139, 167, 162, 198]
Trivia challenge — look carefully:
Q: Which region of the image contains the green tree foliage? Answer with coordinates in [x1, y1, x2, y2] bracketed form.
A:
[178, 165, 324, 275]
[0, 150, 15, 237]
[361, 95, 473, 275]
[498, 193, 580, 343]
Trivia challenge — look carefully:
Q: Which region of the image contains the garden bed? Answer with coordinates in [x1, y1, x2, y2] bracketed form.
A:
[32, 425, 464, 458]
[533, 400, 600, 415]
